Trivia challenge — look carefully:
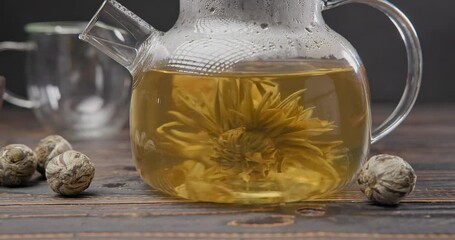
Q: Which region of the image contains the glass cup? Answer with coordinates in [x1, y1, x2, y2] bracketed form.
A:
[0, 76, 4, 110]
[0, 22, 131, 139]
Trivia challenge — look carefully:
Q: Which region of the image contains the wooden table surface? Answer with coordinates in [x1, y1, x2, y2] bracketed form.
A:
[0, 104, 454, 240]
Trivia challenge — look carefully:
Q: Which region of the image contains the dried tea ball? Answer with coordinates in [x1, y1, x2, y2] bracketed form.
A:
[357, 154, 417, 205]
[34, 135, 72, 177]
[0, 144, 37, 187]
[46, 150, 95, 196]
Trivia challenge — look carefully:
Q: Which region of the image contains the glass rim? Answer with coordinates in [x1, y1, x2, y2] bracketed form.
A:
[25, 22, 89, 34]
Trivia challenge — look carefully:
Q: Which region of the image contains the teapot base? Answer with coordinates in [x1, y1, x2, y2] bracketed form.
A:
[143, 164, 348, 204]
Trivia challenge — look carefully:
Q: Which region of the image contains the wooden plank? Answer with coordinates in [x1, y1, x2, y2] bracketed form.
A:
[0, 203, 455, 238]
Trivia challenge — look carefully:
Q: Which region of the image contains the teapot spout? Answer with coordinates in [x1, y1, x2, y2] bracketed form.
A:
[79, 0, 161, 71]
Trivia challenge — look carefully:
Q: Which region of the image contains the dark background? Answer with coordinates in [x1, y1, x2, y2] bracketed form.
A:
[0, 0, 453, 103]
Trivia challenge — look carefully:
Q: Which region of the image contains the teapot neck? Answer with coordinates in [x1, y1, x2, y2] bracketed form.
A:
[178, 0, 324, 26]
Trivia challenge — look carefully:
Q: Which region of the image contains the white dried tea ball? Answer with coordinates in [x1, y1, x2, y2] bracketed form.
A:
[34, 135, 73, 177]
[0, 144, 38, 187]
[357, 154, 417, 205]
[46, 150, 95, 196]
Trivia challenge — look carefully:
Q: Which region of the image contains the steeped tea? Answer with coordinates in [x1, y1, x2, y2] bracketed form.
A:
[131, 60, 370, 203]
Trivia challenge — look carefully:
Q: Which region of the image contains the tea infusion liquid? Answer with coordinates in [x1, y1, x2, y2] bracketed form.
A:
[131, 60, 370, 203]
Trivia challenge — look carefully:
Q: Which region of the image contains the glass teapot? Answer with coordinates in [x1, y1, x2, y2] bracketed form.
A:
[80, 0, 422, 203]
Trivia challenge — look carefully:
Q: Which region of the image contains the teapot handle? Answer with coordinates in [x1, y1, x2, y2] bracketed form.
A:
[0, 41, 36, 109]
[323, 0, 423, 144]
